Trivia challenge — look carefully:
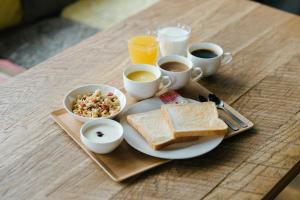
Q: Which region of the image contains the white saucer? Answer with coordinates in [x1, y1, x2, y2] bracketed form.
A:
[120, 97, 224, 159]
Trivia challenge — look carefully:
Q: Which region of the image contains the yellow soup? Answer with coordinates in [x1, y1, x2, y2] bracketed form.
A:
[127, 71, 156, 82]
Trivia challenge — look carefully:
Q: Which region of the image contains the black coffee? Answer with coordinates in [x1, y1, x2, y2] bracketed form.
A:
[191, 49, 218, 59]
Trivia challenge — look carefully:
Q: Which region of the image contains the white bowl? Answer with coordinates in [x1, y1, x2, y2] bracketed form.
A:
[63, 84, 126, 122]
[80, 119, 124, 154]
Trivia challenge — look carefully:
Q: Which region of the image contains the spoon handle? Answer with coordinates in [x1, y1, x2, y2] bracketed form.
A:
[220, 116, 239, 131]
[222, 106, 248, 128]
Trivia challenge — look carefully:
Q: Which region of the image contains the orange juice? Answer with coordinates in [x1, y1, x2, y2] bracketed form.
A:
[128, 35, 158, 65]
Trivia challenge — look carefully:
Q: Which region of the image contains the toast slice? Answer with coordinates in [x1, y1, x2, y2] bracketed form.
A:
[161, 102, 228, 138]
[127, 109, 198, 150]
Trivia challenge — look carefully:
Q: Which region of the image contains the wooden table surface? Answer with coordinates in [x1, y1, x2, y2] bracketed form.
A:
[1, 0, 300, 199]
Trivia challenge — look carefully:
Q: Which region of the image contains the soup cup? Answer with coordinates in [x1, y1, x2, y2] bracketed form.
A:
[123, 64, 172, 100]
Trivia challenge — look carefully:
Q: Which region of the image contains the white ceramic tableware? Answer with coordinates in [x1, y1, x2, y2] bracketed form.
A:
[123, 64, 172, 100]
[63, 84, 126, 122]
[157, 55, 203, 90]
[80, 119, 123, 154]
[187, 42, 232, 77]
[120, 97, 224, 159]
[157, 24, 191, 56]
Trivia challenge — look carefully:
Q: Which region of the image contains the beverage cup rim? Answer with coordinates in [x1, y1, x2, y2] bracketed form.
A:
[156, 55, 193, 74]
[123, 64, 161, 84]
[157, 23, 191, 38]
[187, 42, 224, 60]
[128, 35, 158, 49]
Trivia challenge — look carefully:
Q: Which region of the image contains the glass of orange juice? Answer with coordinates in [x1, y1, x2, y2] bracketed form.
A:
[128, 35, 159, 65]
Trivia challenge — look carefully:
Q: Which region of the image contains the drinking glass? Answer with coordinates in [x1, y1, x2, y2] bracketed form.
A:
[157, 24, 191, 56]
[128, 35, 159, 65]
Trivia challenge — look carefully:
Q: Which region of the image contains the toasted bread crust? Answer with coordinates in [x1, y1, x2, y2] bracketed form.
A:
[161, 106, 176, 135]
[161, 103, 228, 138]
[173, 128, 228, 138]
[127, 113, 198, 150]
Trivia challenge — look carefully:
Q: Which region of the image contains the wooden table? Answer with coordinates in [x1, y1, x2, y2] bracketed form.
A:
[1, 0, 300, 199]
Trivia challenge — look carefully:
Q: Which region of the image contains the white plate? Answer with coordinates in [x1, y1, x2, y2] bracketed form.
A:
[120, 97, 224, 159]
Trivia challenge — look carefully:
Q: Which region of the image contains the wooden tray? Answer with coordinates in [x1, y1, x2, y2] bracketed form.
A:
[50, 81, 253, 181]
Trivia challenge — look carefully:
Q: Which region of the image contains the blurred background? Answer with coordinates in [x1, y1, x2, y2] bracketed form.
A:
[0, 0, 159, 83]
[0, 0, 299, 84]
[0, 0, 299, 199]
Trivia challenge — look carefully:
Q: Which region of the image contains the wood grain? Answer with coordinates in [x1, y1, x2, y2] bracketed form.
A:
[49, 83, 253, 182]
[1, 0, 300, 199]
[50, 108, 170, 182]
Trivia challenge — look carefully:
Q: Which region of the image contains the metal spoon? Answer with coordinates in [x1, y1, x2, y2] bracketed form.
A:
[198, 95, 239, 131]
[208, 94, 248, 128]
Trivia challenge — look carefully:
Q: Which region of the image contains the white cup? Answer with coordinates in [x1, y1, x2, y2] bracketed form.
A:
[157, 24, 191, 56]
[187, 42, 233, 77]
[157, 55, 203, 90]
[123, 64, 172, 100]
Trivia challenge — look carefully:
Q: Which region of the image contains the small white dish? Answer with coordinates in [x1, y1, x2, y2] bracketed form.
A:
[63, 84, 126, 122]
[80, 119, 124, 154]
[120, 97, 224, 159]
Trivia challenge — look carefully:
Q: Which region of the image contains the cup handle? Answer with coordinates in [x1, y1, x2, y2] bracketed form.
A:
[155, 75, 172, 96]
[221, 52, 233, 65]
[191, 67, 203, 81]
[160, 75, 172, 89]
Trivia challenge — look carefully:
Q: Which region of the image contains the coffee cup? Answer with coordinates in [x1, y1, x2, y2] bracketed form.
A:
[123, 64, 172, 100]
[157, 55, 203, 90]
[187, 42, 232, 77]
